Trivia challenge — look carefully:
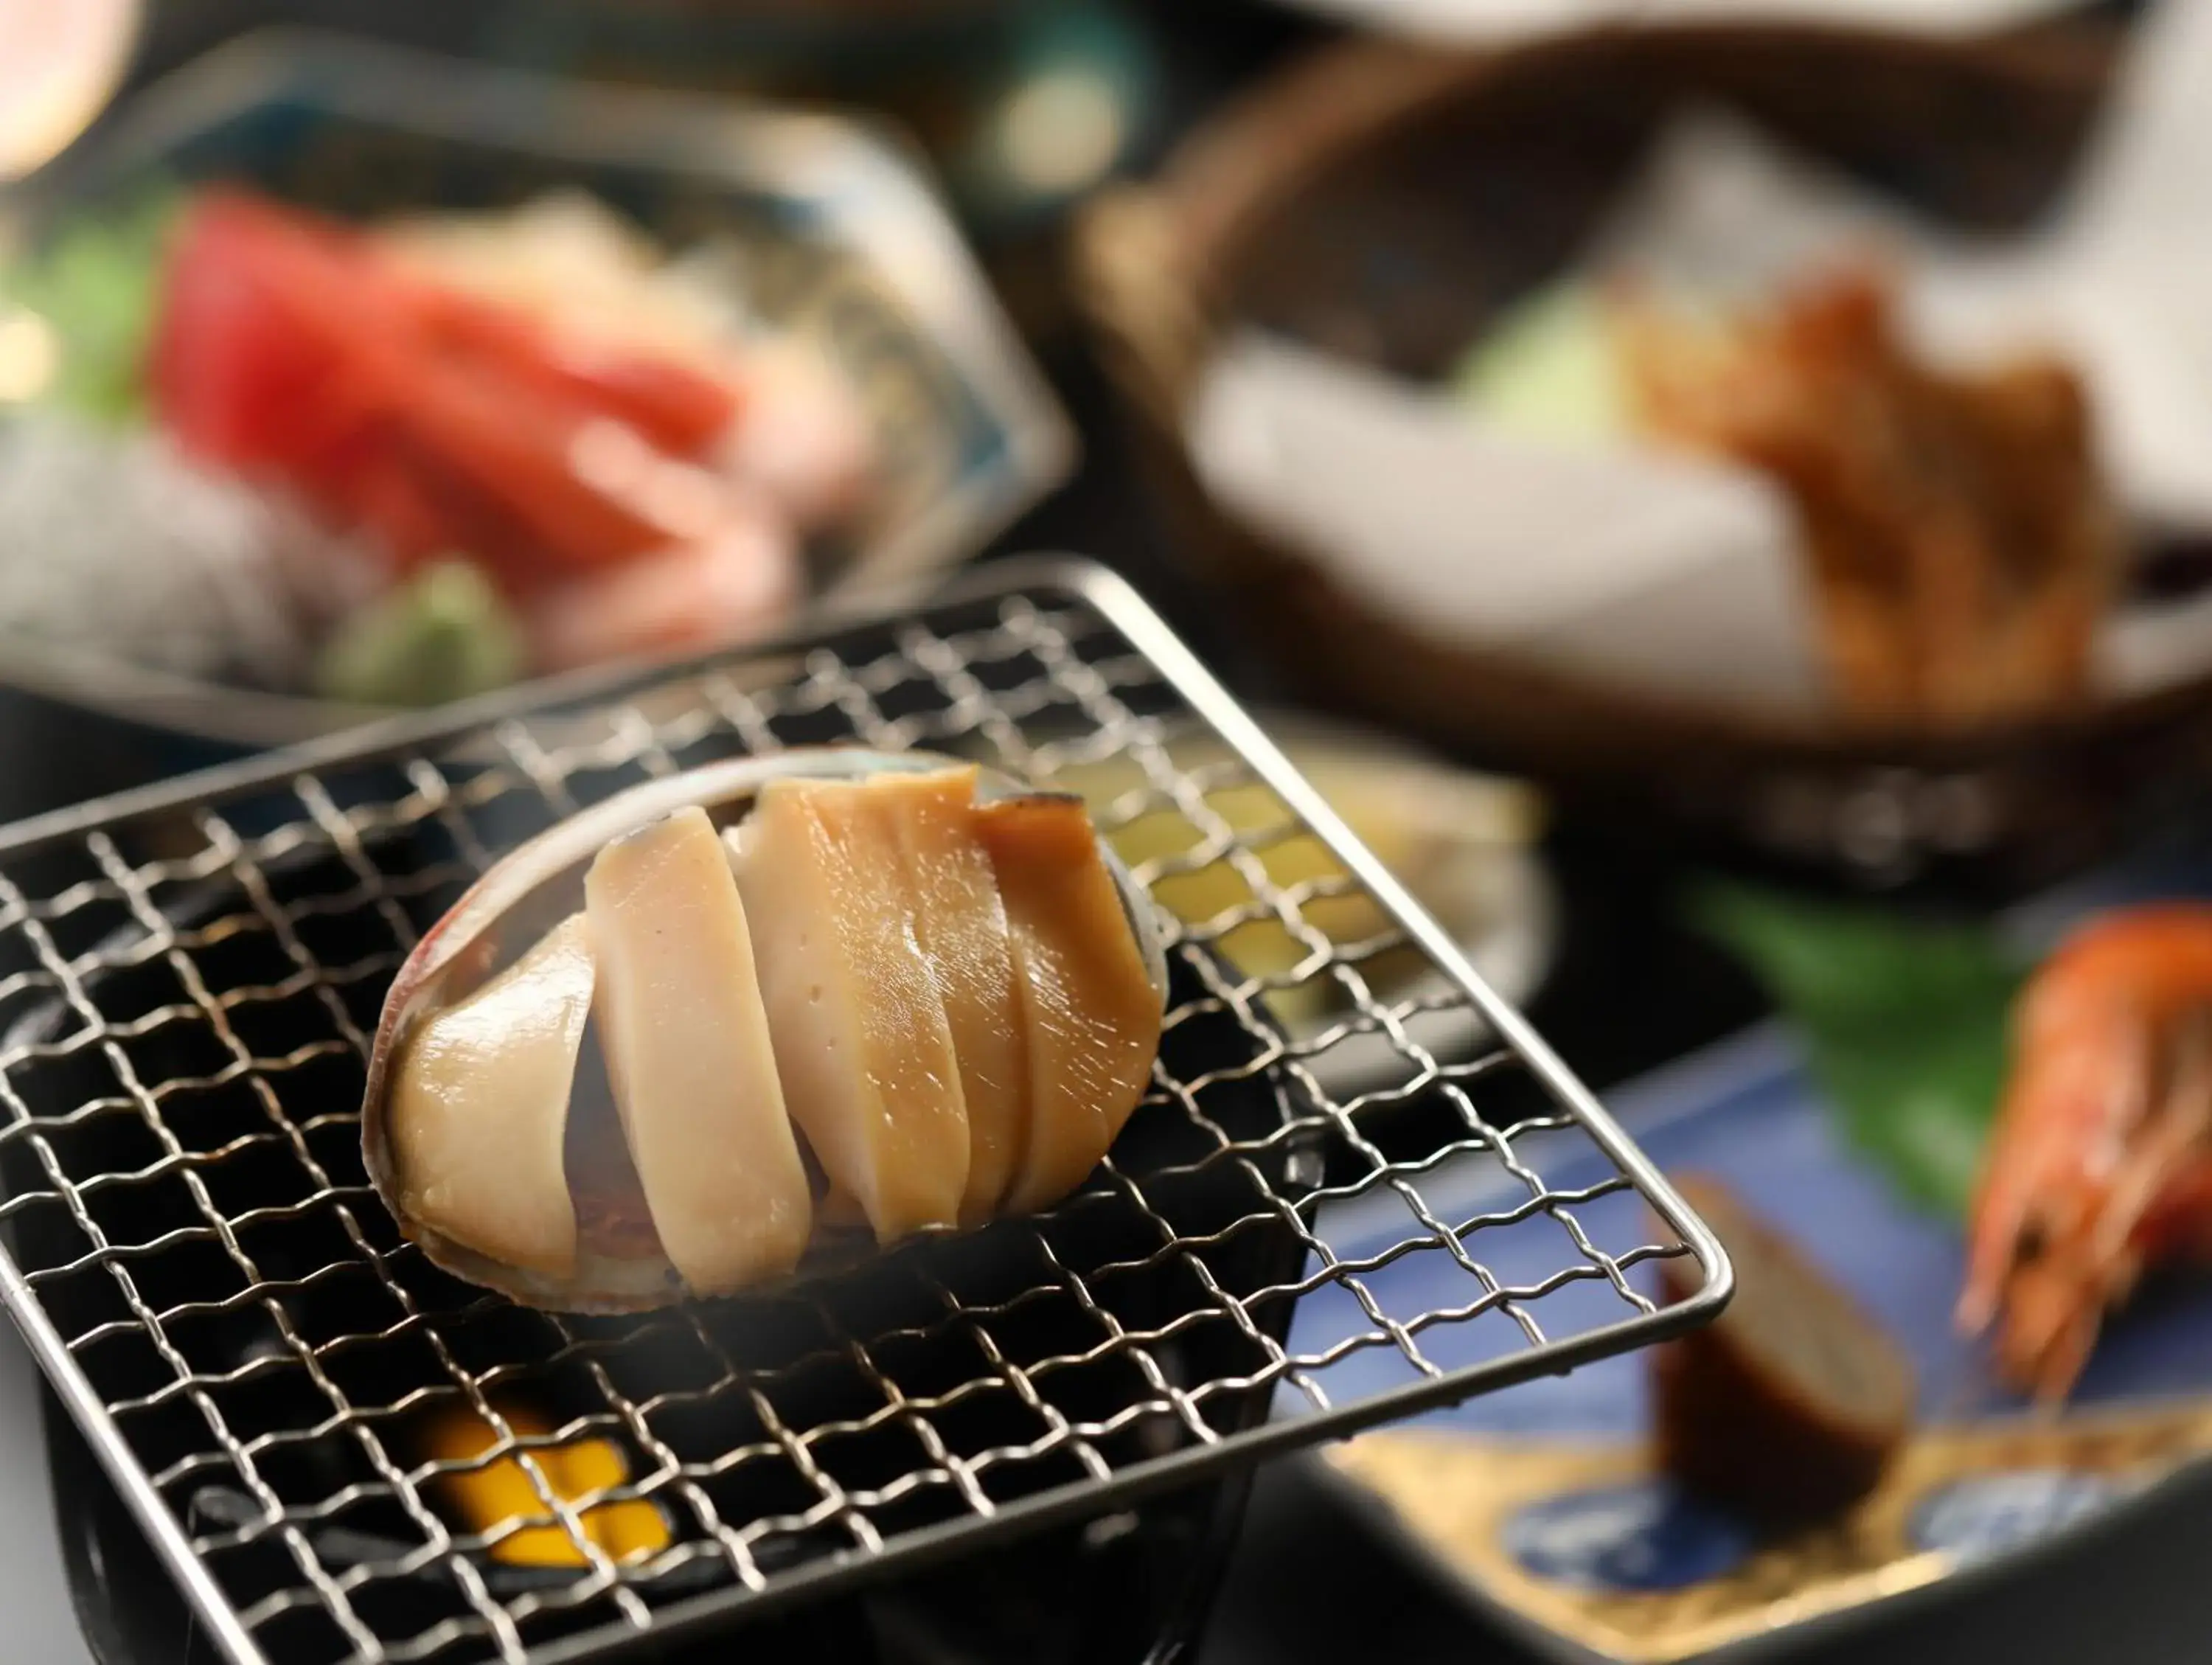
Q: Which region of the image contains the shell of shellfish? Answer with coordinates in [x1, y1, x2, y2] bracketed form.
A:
[361, 748, 1167, 1312]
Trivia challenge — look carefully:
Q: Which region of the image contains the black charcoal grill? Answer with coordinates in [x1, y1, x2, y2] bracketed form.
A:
[0, 560, 1728, 1664]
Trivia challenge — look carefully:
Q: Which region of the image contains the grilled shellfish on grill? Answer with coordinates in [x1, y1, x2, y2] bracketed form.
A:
[361, 751, 1168, 1312]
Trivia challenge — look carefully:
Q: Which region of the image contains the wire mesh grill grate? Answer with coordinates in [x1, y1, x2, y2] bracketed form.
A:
[0, 563, 1724, 1665]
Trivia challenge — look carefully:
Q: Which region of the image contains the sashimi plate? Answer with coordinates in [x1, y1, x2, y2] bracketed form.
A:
[1287, 863, 2212, 1662]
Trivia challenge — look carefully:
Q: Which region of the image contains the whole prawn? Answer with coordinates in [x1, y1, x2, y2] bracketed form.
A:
[1961, 904, 2212, 1401]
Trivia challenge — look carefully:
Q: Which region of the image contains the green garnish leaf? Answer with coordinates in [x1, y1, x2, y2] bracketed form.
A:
[1690, 883, 2022, 1219]
[313, 560, 527, 709]
[0, 184, 181, 425]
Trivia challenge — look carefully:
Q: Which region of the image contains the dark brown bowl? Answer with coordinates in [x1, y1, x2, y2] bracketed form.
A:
[1073, 21, 2212, 884]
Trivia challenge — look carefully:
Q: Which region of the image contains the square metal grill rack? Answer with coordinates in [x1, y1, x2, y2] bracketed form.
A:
[0, 560, 1727, 1665]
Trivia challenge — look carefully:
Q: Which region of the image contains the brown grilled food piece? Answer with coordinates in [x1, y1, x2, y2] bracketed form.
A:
[1653, 1172, 1915, 1525]
[1622, 263, 2117, 729]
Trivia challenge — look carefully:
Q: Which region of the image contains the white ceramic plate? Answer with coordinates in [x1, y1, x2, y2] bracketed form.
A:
[1057, 711, 1561, 1099]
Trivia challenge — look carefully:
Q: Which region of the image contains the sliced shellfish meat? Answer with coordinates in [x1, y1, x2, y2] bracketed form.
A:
[387, 911, 594, 1279]
[976, 794, 1165, 1214]
[585, 804, 813, 1293]
[731, 776, 971, 1242]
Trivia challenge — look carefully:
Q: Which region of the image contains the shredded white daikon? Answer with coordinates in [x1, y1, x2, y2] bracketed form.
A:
[0, 414, 352, 686]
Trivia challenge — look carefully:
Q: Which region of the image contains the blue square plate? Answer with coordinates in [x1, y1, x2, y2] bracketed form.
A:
[1293, 850, 2212, 1661]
